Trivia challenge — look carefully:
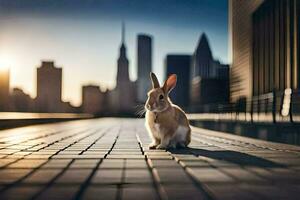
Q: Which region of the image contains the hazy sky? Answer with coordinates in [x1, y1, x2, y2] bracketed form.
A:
[0, 0, 228, 106]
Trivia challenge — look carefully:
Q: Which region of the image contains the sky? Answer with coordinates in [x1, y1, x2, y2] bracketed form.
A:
[0, 0, 228, 106]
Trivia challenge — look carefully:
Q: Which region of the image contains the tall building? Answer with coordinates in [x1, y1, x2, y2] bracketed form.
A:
[36, 61, 62, 112]
[11, 88, 33, 112]
[252, 0, 300, 96]
[229, 0, 264, 102]
[0, 68, 10, 111]
[190, 33, 230, 111]
[165, 55, 191, 108]
[82, 85, 105, 114]
[117, 23, 130, 85]
[114, 23, 136, 113]
[137, 34, 152, 103]
[191, 33, 213, 79]
[230, 0, 300, 108]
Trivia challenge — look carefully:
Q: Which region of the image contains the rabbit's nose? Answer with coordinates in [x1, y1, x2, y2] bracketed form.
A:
[147, 104, 151, 109]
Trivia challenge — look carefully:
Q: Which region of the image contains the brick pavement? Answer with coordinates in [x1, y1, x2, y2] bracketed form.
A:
[0, 118, 299, 200]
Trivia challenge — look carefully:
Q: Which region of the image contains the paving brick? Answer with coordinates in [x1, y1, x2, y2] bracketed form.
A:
[0, 169, 33, 184]
[25, 155, 53, 159]
[204, 183, 260, 200]
[149, 159, 180, 168]
[110, 151, 142, 155]
[91, 169, 123, 184]
[7, 159, 47, 169]
[146, 155, 173, 160]
[162, 184, 208, 200]
[0, 159, 17, 168]
[41, 159, 72, 169]
[220, 168, 267, 182]
[0, 185, 42, 200]
[106, 154, 145, 159]
[82, 151, 107, 155]
[179, 160, 211, 168]
[124, 169, 152, 183]
[240, 184, 298, 199]
[52, 155, 104, 159]
[69, 159, 99, 169]
[186, 168, 235, 183]
[35, 185, 80, 200]
[155, 168, 193, 184]
[55, 169, 92, 183]
[57, 151, 81, 155]
[174, 155, 203, 161]
[247, 167, 300, 183]
[125, 159, 148, 169]
[122, 186, 159, 200]
[81, 186, 117, 200]
[23, 169, 62, 184]
[5, 155, 27, 159]
[99, 159, 124, 169]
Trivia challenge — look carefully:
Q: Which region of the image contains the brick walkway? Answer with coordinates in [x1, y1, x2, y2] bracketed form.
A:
[0, 118, 300, 200]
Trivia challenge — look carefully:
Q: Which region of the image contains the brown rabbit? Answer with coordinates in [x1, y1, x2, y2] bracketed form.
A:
[145, 72, 191, 149]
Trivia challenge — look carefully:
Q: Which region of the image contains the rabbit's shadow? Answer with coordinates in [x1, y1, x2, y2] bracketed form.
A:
[168, 147, 285, 168]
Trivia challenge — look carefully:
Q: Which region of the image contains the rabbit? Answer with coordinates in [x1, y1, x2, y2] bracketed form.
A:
[145, 72, 191, 149]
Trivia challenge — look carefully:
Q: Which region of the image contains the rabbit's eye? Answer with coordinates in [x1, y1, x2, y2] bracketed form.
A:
[159, 94, 164, 100]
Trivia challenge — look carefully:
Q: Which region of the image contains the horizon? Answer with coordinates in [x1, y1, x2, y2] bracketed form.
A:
[0, 0, 228, 106]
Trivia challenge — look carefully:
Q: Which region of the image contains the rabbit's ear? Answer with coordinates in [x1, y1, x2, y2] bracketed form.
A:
[163, 74, 177, 93]
[150, 72, 160, 88]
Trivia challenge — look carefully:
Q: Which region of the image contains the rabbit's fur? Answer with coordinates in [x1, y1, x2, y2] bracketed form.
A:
[145, 72, 191, 149]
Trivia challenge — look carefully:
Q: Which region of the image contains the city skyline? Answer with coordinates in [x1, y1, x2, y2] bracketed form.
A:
[0, 0, 228, 106]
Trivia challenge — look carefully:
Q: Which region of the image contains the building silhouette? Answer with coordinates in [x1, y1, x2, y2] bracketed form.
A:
[165, 55, 191, 108]
[137, 34, 152, 103]
[0, 68, 10, 111]
[82, 85, 105, 115]
[190, 33, 229, 111]
[110, 23, 136, 114]
[117, 23, 130, 85]
[35, 61, 62, 113]
[191, 33, 213, 79]
[11, 88, 33, 112]
[229, 0, 264, 103]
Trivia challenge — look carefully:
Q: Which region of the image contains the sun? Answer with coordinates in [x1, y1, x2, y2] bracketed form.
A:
[0, 55, 12, 71]
[0, 65, 9, 71]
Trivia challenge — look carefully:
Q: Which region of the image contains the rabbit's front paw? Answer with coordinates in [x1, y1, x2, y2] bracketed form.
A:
[156, 144, 167, 149]
[149, 143, 158, 149]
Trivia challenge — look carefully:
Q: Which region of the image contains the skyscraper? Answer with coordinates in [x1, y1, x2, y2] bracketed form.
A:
[0, 68, 10, 111]
[229, 0, 264, 102]
[137, 34, 152, 103]
[116, 23, 130, 85]
[82, 85, 105, 114]
[165, 55, 191, 108]
[36, 61, 62, 112]
[191, 33, 213, 79]
[190, 33, 229, 111]
[114, 23, 136, 113]
[11, 88, 33, 112]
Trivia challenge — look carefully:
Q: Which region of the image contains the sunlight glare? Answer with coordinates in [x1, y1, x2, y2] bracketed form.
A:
[0, 55, 13, 71]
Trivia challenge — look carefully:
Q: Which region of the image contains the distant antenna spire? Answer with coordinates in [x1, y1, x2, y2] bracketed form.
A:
[122, 21, 125, 44]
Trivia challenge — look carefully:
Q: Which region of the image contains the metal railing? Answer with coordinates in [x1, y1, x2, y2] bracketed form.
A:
[189, 89, 300, 124]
